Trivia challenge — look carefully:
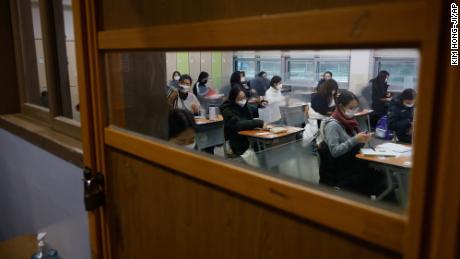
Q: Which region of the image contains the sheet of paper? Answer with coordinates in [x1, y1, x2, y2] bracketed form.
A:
[376, 143, 412, 153]
[360, 148, 398, 157]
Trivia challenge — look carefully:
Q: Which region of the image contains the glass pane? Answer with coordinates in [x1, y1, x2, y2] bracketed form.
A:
[236, 60, 256, 79]
[378, 60, 418, 91]
[318, 61, 350, 84]
[62, 0, 80, 121]
[260, 60, 281, 78]
[287, 60, 315, 82]
[27, 0, 49, 107]
[106, 49, 420, 212]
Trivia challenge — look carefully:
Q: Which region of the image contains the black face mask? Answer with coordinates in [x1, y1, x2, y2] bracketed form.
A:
[201, 80, 208, 85]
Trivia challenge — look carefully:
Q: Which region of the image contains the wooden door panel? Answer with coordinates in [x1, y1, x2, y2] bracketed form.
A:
[106, 148, 400, 259]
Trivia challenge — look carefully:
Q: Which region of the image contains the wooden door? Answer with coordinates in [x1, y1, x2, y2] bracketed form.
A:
[72, 0, 460, 258]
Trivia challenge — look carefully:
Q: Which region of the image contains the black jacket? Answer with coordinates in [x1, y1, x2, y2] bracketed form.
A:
[371, 80, 390, 116]
[387, 100, 414, 143]
[311, 93, 335, 116]
[220, 101, 263, 156]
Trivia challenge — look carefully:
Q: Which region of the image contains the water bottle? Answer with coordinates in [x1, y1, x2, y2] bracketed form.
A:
[31, 232, 59, 259]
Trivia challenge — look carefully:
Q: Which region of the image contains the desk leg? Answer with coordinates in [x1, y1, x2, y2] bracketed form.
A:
[377, 168, 394, 201]
[367, 114, 371, 131]
[394, 171, 407, 208]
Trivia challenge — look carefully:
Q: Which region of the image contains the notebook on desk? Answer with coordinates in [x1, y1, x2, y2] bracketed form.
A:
[360, 148, 398, 157]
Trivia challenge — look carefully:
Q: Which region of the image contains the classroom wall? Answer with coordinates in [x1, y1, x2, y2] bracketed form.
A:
[166, 49, 419, 95]
[166, 51, 230, 90]
[0, 128, 91, 259]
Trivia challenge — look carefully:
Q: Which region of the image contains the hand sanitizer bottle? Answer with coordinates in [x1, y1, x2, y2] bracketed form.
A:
[30, 232, 59, 259]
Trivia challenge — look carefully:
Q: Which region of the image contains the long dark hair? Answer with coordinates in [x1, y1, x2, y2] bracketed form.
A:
[168, 109, 196, 139]
[193, 71, 209, 95]
[230, 71, 242, 86]
[398, 89, 416, 104]
[228, 85, 244, 105]
[270, 76, 282, 89]
[317, 79, 339, 103]
[172, 70, 181, 80]
[371, 70, 390, 88]
[336, 90, 359, 108]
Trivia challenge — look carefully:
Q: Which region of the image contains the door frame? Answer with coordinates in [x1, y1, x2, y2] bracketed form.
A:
[71, 0, 458, 258]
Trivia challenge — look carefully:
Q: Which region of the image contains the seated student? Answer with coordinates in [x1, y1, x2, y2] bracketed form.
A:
[250, 71, 270, 97]
[316, 71, 333, 91]
[166, 74, 201, 115]
[220, 86, 264, 156]
[318, 90, 382, 195]
[168, 109, 196, 149]
[265, 76, 285, 104]
[192, 71, 217, 97]
[388, 89, 416, 143]
[169, 70, 181, 88]
[311, 79, 339, 128]
[228, 71, 249, 98]
[311, 79, 339, 116]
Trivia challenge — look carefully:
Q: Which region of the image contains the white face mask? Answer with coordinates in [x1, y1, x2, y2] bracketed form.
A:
[240, 77, 246, 83]
[332, 90, 336, 95]
[344, 108, 358, 118]
[236, 99, 247, 107]
[404, 103, 414, 108]
[185, 141, 196, 149]
[173, 75, 180, 81]
[276, 84, 283, 90]
[179, 84, 190, 93]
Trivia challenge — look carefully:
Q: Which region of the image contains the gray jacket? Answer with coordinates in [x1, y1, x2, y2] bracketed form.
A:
[322, 118, 360, 158]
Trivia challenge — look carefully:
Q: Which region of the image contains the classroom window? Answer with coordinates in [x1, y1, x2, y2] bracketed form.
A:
[11, 0, 81, 138]
[61, 0, 80, 121]
[105, 48, 420, 213]
[317, 60, 350, 85]
[375, 58, 418, 91]
[259, 60, 282, 78]
[20, 0, 49, 108]
[235, 59, 257, 78]
[286, 60, 316, 82]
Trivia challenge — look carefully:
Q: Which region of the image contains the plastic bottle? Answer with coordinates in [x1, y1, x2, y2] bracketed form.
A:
[30, 232, 59, 259]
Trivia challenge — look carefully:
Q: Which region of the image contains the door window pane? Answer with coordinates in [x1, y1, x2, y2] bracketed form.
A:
[106, 49, 420, 212]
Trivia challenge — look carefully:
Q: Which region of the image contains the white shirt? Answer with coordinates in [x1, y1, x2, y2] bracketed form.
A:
[265, 87, 285, 105]
[177, 92, 201, 113]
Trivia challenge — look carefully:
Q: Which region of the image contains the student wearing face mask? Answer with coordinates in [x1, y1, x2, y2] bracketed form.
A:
[388, 89, 416, 143]
[311, 79, 339, 117]
[229, 70, 250, 98]
[220, 86, 264, 156]
[318, 90, 383, 195]
[169, 71, 181, 88]
[370, 70, 392, 128]
[265, 76, 285, 104]
[166, 74, 201, 115]
[316, 71, 333, 91]
[168, 109, 196, 149]
[192, 71, 216, 97]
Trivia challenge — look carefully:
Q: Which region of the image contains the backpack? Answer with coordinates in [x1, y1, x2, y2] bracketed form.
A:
[375, 115, 394, 140]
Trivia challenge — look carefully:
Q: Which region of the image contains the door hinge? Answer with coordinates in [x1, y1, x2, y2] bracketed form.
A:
[83, 167, 105, 211]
